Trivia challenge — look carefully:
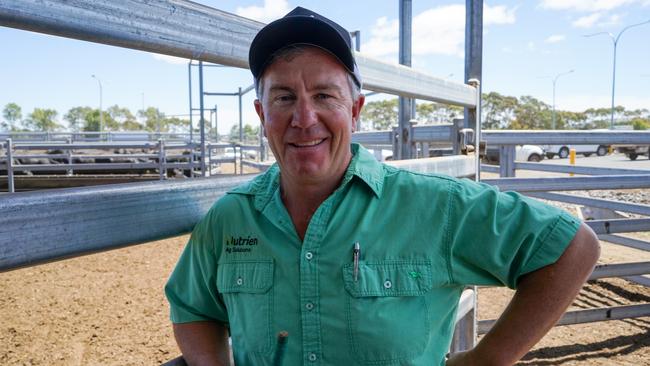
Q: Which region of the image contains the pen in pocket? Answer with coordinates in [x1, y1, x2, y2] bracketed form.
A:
[353, 242, 360, 282]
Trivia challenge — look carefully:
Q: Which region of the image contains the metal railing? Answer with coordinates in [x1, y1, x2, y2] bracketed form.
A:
[478, 130, 650, 332]
[1, 139, 272, 192]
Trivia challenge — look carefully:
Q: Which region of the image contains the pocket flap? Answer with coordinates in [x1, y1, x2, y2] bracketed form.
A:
[343, 261, 433, 297]
[217, 260, 273, 294]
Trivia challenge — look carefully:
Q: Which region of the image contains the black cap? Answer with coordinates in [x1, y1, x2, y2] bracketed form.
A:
[249, 6, 362, 89]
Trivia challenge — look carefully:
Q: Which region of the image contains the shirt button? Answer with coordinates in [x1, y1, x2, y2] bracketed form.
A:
[383, 280, 392, 289]
[305, 252, 313, 260]
[236, 277, 243, 286]
[305, 302, 314, 310]
[308, 352, 317, 362]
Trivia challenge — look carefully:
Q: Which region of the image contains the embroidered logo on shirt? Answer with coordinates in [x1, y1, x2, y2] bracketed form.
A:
[225, 235, 259, 253]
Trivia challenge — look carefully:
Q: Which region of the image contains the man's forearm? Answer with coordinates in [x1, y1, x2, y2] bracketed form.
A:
[173, 321, 231, 366]
[470, 224, 600, 365]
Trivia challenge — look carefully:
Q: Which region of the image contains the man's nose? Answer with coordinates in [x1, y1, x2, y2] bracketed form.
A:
[290, 98, 318, 129]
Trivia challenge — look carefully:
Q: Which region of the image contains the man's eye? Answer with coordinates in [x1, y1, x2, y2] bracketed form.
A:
[275, 95, 294, 103]
[316, 93, 332, 100]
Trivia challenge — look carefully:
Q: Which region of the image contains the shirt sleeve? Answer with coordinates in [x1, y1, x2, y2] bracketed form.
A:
[165, 208, 229, 324]
[445, 178, 581, 289]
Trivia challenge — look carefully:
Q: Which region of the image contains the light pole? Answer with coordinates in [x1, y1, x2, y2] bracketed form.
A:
[91, 74, 104, 133]
[585, 19, 650, 130]
[551, 69, 574, 130]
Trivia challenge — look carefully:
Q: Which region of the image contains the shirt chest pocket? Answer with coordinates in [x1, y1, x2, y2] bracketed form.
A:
[217, 260, 274, 355]
[342, 261, 433, 364]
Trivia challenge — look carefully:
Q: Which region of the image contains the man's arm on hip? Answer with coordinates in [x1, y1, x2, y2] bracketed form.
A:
[448, 223, 600, 366]
[173, 321, 231, 366]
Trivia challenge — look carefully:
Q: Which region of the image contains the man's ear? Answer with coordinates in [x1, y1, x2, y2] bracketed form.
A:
[351, 94, 365, 132]
[254, 99, 267, 137]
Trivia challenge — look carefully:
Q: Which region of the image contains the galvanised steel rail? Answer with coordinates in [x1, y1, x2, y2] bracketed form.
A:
[482, 130, 650, 145]
[527, 192, 650, 217]
[0, 155, 476, 272]
[479, 304, 650, 334]
[0, 0, 477, 107]
[483, 174, 650, 192]
[514, 162, 648, 176]
[0, 176, 252, 271]
[586, 218, 650, 235]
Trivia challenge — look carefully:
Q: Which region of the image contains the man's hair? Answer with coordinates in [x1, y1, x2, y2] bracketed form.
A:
[255, 45, 361, 102]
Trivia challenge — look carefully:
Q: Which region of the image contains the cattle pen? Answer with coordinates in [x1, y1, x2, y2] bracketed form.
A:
[1, 0, 650, 365]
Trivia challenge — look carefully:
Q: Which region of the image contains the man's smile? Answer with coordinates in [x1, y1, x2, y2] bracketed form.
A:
[289, 138, 327, 148]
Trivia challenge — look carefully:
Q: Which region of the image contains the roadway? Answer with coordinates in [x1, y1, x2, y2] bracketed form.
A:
[540, 152, 650, 171]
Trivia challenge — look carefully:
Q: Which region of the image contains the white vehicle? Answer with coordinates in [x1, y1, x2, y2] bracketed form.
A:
[484, 144, 545, 163]
[542, 144, 609, 159]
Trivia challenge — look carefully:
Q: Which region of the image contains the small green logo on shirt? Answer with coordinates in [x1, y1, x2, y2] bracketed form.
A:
[408, 271, 421, 279]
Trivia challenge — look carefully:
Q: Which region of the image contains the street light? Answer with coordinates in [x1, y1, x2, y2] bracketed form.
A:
[585, 19, 650, 130]
[91, 74, 104, 133]
[551, 69, 574, 130]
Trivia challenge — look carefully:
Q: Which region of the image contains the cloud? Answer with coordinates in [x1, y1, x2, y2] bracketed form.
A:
[540, 0, 638, 12]
[235, 0, 291, 23]
[571, 12, 622, 28]
[152, 54, 189, 65]
[544, 34, 566, 43]
[364, 3, 516, 59]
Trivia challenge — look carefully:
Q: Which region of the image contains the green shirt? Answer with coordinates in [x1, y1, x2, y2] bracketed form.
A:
[165, 144, 581, 366]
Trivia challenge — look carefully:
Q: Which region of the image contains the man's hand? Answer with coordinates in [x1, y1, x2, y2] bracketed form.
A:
[173, 321, 231, 366]
[460, 223, 600, 366]
[446, 350, 479, 366]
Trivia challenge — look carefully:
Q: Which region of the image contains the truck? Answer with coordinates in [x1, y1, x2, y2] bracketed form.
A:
[614, 145, 650, 160]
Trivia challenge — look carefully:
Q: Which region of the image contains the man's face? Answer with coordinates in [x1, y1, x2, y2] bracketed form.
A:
[254, 47, 364, 186]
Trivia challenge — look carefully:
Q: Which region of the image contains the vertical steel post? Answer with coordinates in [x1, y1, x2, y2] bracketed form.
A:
[499, 145, 515, 178]
[66, 138, 73, 176]
[188, 61, 193, 143]
[158, 139, 166, 180]
[6, 138, 14, 193]
[198, 61, 206, 177]
[464, 0, 483, 133]
[398, 0, 413, 160]
[207, 144, 212, 177]
[469, 79, 481, 181]
[238, 87, 243, 143]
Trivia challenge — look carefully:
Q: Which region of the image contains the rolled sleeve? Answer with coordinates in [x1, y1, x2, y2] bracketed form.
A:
[446, 179, 582, 289]
[165, 210, 229, 324]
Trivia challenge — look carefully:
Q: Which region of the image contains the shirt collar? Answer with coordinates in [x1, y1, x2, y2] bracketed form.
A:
[228, 143, 385, 212]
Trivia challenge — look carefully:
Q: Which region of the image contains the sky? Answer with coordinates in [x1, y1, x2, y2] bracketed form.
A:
[1, 0, 649, 133]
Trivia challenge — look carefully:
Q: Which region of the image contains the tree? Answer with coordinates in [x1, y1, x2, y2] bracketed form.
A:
[416, 102, 463, 124]
[106, 105, 135, 131]
[632, 118, 650, 130]
[25, 108, 60, 131]
[482, 92, 517, 129]
[164, 116, 190, 133]
[360, 99, 398, 130]
[229, 124, 260, 143]
[64, 106, 93, 132]
[2, 103, 22, 131]
[139, 107, 166, 132]
[511, 96, 551, 130]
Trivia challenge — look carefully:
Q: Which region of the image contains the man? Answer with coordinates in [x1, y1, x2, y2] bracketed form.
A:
[165, 7, 600, 366]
